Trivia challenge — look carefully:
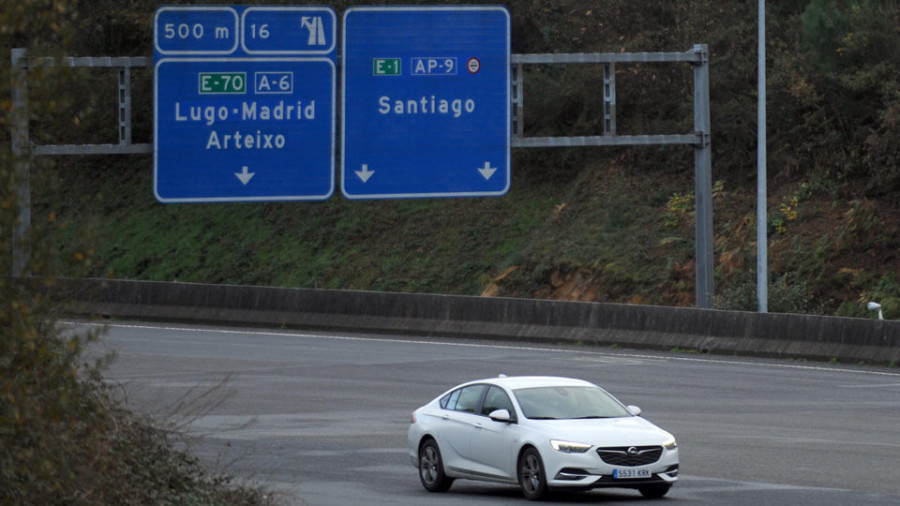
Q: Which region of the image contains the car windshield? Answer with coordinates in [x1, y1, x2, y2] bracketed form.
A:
[513, 386, 632, 420]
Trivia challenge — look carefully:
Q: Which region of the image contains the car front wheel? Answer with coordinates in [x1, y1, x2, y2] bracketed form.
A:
[518, 447, 549, 500]
[418, 439, 453, 492]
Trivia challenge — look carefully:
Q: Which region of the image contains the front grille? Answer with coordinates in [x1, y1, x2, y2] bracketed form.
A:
[596, 446, 662, 466]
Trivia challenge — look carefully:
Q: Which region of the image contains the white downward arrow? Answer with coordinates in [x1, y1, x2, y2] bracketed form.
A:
[235, 166, 255, 185]
[478, 161, 497, 180]
[356, 163, 374, 183]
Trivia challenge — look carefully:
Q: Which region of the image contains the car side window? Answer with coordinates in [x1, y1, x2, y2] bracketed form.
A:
[452, 385, 487, 413]
[481, 386, 515, 418]
[441, 389, 461, 410]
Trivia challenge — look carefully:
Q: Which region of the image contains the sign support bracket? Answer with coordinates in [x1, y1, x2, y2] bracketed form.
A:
[510, 45, 714, 308]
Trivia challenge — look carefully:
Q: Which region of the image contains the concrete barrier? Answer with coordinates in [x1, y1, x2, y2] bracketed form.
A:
[50, 277, 899, 365]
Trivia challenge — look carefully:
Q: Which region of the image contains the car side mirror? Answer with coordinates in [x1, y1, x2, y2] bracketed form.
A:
[489, 409, 515, 423]
[627, 405, 642, 417]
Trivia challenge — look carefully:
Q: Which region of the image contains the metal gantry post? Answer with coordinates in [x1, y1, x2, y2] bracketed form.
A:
[692, 44, 714, 309]
[119, 64, 133, 146]
[8, 49, 151, 276]
[757, 0, 768, 313]
[603, 62, 616, 136]
[10, 48, 31, 276]
[512, 62, 525, 139]
[510, 47, 715, 308]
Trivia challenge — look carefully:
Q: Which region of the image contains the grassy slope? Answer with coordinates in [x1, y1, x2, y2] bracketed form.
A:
[42, 143, 899, 319]
[36, 65, 898, 319]
[45, 145, 699, 299]
[47, 154, 560, 294]
[21, 1, 897, 319]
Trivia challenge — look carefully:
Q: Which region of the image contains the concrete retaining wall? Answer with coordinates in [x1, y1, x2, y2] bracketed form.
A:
[52, 277, 900, 365]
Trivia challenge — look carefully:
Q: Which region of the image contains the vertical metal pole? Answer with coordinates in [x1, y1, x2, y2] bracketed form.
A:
[118, 65, 133, 145]
[10, 48, 31, 277]
[513, 62, 524, 139]
[757, 0, 768, 313]
[603, 62, 616, 136]
[693, 44, 714, 309]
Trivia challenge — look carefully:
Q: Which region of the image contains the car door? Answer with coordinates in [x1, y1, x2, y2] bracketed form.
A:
[437, 384, 487, 472]
[468, 385, 519, 480]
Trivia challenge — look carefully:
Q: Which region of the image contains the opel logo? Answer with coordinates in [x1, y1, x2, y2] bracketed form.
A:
[627, 446, 639, 457]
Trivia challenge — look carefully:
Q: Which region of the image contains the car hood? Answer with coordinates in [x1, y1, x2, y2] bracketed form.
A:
[526, 416, 672, 447]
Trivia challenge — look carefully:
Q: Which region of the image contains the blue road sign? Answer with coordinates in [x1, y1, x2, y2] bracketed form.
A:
[155, 6, 240, 56]
[341, 6, 511, 200]
[153, 5, 336, 203]
[241, 6, 336, 55]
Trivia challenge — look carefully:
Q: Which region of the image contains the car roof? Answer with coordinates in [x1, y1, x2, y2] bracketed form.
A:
[463, 375, 597, 390]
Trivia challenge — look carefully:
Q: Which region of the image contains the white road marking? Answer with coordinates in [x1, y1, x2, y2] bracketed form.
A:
[64, 320, 900, 378]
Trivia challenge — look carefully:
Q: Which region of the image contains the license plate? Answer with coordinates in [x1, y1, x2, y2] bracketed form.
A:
[613, 468, 652, 479]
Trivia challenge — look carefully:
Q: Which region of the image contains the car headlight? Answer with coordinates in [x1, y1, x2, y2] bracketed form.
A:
[550, 440, 592, 453]
[662, 437, 678, 451]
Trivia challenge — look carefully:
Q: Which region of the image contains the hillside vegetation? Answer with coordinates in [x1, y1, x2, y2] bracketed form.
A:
[14, 0, 900, 320]
[3, 0, 898, 502]
[4, 1, 273, 503]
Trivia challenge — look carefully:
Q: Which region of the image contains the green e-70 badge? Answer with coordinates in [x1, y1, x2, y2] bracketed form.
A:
[198, 72, 247, 94]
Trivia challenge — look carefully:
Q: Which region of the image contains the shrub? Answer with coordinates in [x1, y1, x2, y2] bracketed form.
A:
[717, 272, 816, 314]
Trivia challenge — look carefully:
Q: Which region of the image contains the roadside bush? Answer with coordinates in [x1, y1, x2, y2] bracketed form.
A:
[2, 1, 282, 502]
[0, 294, 279, 504]
[837, 273, 900, 320]
[717, 272, 817, 314]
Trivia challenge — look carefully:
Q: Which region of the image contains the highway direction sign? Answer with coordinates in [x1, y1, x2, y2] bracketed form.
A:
[341, 6, 511, 199]
[240, 6, 337, 55]
[154, 6, 240, 56]
[153, 5, 336, 203]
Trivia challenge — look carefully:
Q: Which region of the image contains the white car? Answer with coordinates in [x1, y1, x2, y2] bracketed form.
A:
[407, 376, 678, 500]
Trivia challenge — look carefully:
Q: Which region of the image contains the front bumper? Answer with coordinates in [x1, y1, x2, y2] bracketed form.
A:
[543, 446, 679, 490]
[550, 464, 678, 490]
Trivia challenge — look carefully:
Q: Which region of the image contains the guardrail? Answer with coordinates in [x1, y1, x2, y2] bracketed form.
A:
[46, 278, 899, 366]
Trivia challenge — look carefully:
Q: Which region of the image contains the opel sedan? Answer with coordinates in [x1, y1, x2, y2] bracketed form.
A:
[407, 375, 678, 500]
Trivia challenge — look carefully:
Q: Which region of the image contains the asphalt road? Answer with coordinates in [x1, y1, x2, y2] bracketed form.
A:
[73, 320, 900, 505]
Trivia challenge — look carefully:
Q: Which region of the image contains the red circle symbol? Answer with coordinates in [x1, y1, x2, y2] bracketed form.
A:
[467, 57, 481, 74]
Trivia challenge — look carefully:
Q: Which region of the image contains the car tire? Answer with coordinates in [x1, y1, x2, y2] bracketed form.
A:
[518, 447, 549, 500]
[638, 484, 671, 499]
[418, 439, 453, 492]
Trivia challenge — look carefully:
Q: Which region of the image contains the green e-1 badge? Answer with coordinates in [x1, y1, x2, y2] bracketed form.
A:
[372, 58, 401, 76]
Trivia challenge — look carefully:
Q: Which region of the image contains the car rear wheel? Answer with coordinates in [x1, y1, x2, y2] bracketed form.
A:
[638, 484, 671, 499]
[518, 447, 549, 500]
[418, 439, 453, 492]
